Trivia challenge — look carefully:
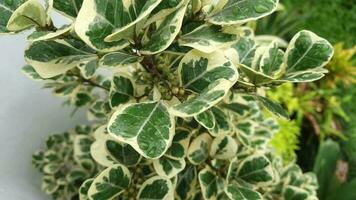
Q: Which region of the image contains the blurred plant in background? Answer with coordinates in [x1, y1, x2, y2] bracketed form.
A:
[254, 1, 356, 199]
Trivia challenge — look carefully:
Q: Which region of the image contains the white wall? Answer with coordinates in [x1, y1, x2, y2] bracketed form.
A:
[0, 32, 87, 199]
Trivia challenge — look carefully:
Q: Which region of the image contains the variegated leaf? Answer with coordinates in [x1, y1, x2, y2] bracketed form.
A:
[153, 156, 186, 178]
[187, 133, 212, 165]
[199, 167, 225, 200]
[210, 135, 237, 160]
[175, 165, 197, 200]
[207, 0, 279, 25]
[145, 0, 184, 27]
[25, 39, 97, 78]
[179, 24, 237, 53]
[73, 135, 94, 163]
[106, 139, 142, 167]
[6, 0, 47, 32]
[209, 107, 232, 137]
[195, 109, 216, 130]
[79, 178, 93, 200]
[21, 65, 43, 81]
[258, 41, 284, 76]
[100, 52, 143, 68]
[88, 164, 131, 200]
[137, 176, 174, 200]
[77, 59, 98, 79]
[0, 0, 26, 33]
[225, 184, 263, 200]
[165, 128, 191, 160]
[255, 95, 289, 119]
[140, 2, 187, 54]
[280, 30, 333, 82]
[27, 24, 72, 42]
[52, 0, 83, 18]
[76, 0, 155, 51]
[104, 0, 163, 42]
[90, 136, 116, 167]
[179, 49, 238, 93]
[109, 74, 135, 108]
[108, 101, 175, 159]
[171, 79, 235, 117]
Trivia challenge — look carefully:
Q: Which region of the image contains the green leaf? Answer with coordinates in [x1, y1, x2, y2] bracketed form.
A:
[88, 164, 131, 200]
[52, 0, 83, 18]
[281, 30, 333, 82]
[100, 52, 143, 68]
[109, 74, 135, 108]
[187, 133, 212, 165]
[225, 184, 262, 200]
[0, 0, 26, 33]
[25, 39, 97, 78]
[171, 79, 235, 117]
[210, 135, 237, 160]
[6, 0, 47, 32]
[137, 176, 174, 200]
[106, 139, 142, 167]
[283, 186, 309, 200]
[179, 24, 237, 53]
[140, 2, 187, 55]
[153, 156, 186, 178]
[255, 95, 289, 119]
[27, 24, 72, 42]
[195, 109, 216, 130]
[199, 167, 225, 200]
[207, 0, 278, 25]
[104, 0, 163, 42]
[165, 128, 191, 160]
[79, 178, 93, 200]
[179, 49, 238, 93]
[108, 101, 174, 159]
[175, 165, 197, 200]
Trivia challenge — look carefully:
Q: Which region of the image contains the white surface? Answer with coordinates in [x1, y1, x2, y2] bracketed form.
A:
[0, 33, 87, 199]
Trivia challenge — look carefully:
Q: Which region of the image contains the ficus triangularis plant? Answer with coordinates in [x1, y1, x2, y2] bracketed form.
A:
[1, 0, 334, 199]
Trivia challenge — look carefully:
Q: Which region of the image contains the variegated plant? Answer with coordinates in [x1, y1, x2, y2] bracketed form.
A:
[2, 0, 334, 199]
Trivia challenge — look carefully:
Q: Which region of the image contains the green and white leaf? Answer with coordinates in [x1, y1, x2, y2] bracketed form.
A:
[230, 37, 258, 67]
[75, 0, 143, 51]
[255, 95, 289, 119]
[210, 135, 237, 160]
[281, 30, 333, 82]
[195, 109, 216, 130]
[140, 2, 187, 54]
[164, 128, 191, 160]
[108, 101, 175, 159]
[224, 184, 263, 200]
[179, 49, 238, 93]
[198, 167, 225, 200]
[88, 164, 131, 200]
[0, 0, 26, 33]
[100, 52, 143, 68]
[179, 24, 237, 53]
[209, 106, 232, 136]
[21, 65, 43, 81]
[109, 74, 135, 108]
[52, 0, 83, 18]
[79, 178, 93, 200]
[258, 41, 284, 76]
[171, 79, 235, 117]
[137, 176, 174, 200]
[104, 0, 163, 42]
[187, 133, 212, 165]
[77, 59, 98, 79]
[90, 136, 117, 167]
[153, 156, 186, 178]
[239, 63, 275, 85]
[283, 185, 309, 200]
[207, 0, 279, 25]
[175, 165, 197, 200]
[6, 0, 47, 32]
[25, 39, 97, 78]
[236, 154, 274, 185]
[73, 135, 94, 163]
[105, 139, 142, 167]
[144, 0, 184, 27]
[27, 24, 72, 42]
